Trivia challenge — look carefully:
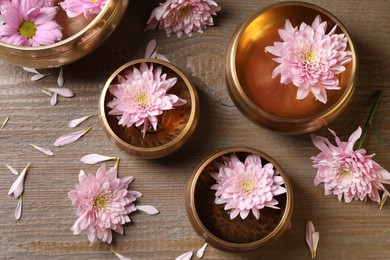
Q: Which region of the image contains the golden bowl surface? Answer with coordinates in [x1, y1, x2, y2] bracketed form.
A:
[0, 0, 128, 68]
[185, 147, 293, 253]
[99, 58, 199, 159]
[225, 1, 358, 134]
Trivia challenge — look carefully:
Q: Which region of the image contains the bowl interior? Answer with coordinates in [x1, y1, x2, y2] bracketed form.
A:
[193, 151, 287, 244]
[235, 4, 355, 119]
[103, 61, 193, 149]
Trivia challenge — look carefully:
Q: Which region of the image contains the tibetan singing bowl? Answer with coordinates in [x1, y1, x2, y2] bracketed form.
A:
[99, 58, 199, 159]
[185, 147, 293, 253]
[225, 1, 358, 134]
[0, 0, 128, 68]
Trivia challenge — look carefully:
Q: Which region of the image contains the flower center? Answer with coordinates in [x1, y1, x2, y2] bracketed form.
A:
[241, 180, 255, 192]
[178, 6, 191, 17]
[90, 0, 97, 2]
[93, 197, 108, 209]
[339, 168, 351, 175]
[135, 92, 149, 107]
[304, 50, 318, 63]
[18, 21, 37, 39]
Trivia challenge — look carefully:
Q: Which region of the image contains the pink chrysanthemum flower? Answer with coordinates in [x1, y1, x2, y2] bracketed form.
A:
[68, 164, 142, 245]
[311, 127, 390, 203]
[211, 154, 286, 220]
[0, 0, 62, 46]
[60, 0, 108, 18]
[107, 62, 187, 138]
[147, 0, 221, 37]
[265, 15, 352, 104]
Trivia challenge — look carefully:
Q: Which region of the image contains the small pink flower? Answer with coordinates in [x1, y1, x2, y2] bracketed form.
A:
[68, 164, 142, 245]
[211, 154, 286, 220]
[107, 62, 186, 138]
[311, 127, 390, 203]
[147, 0, 221, 37]
[60, 0, 108, 18]
[265, 15, 352, 104]
[0, 0, 62, 46]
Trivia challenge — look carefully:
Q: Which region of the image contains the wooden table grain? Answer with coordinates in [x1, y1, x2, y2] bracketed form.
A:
[1, 0, 389, 259]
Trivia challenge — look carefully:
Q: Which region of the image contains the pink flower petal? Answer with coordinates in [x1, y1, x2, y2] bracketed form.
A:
[136, 205, 159, 215]
[80, 154, 116, 165]
[53, 127, 91, 147]
[311, 232, 320, 258]
[8, 164, 30, 198]
[196, 243, 208, 258]
[31, 73, 46, 81]
[46, 87, 74, 97]
[5, 163, 19, 175]
[30, 143, 53, 156]
[305, 221, 315, 251]
[22, 67, 40, 74]
[15, 196, 23, 220]
[144, 39, 157, 58]
[1, 116, 9, 129]
[175, 251, 193, 260]
[41, 89, 53, 96]
[50, 92, 57, 106]
[68, 114, 93, 128]
[57, 67, 64, 87]
[111, 250, 131, 260]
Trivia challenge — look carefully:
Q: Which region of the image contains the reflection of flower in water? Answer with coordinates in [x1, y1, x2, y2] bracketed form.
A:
[0, 0, 62, 46]
[265, 15, 352, 104]
[77, 27, 101, 46]
[107, 62, 187, 138]
[211, 153, 286, 220]
[60, 0, 108, 18]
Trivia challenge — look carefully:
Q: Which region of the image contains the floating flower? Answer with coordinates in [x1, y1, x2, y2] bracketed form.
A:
[107, 62, 186, 138]
[0, 0, 62, 46]
[147, 0, 221, 37]
[60, 0, 108, 19]
[68, 164, 142, 245]
[311, 127, 390, 203]
[211, 154, 286, 220]
[265, 15, 352, 104]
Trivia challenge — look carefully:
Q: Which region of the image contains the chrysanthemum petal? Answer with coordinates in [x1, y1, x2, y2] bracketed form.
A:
[80, 154, 116, 164]
[53, 127, 91, 146]
[136, 205, 159, 215]
[175, 251, 193, 260]
[15, 196, 23, 220]
[68, 114, 94, 128]
[30, 143, 53, 156]
[196, 243, 208, 258]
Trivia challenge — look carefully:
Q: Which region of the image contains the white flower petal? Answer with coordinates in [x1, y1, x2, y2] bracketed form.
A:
[15, 196, 23, 220]
[30, 144, 54, 156]
[68, 114, 94, 128]
[136, 205, 159, 215]
[57, 67, 64, 87]
[46, 87, 74, 97]
[311, 232, 320, 258]
[23, 67, 39, 74]
[31, 74, 46, 81]
[54, 127, 91, 147]
[80, 154, 116, 164]
[196, 243, 208, 258]
[175, 251, 193, 260]
[111, 250, 131, 260]
[41, 89, 53, 97]
[8, 164, 30, 198]
[1, 116, 9, 129]
[5, 163, 18, 175]
[50, 92, 57, 106]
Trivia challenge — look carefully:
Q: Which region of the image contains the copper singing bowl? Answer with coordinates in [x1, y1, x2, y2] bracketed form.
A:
[225, 1, 358, 134]
[0, 0, 128, 68]
[185, 147, 293, 253]
[99, 58, 199, 159]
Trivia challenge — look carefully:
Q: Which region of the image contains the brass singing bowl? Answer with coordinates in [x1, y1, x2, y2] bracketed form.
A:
[0, 0, 128, 68]
[99, 58, 199, 159]
[225, 1, 358, 134]
[185, 147, 293, 253]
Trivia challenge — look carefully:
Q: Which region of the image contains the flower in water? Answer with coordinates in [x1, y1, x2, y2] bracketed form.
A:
[68, 164, 142, 245]
[211, 154, 286, 220]
[107, 62, 186, 138]
[147, 0, 221, 37]
[0, 0, 62, 46]
[265, 15, 352, 103]
[311, 127, 390, 203]
[60, 0, 108, 18]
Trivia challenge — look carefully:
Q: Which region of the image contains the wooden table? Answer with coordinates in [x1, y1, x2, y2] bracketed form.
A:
[1, 0, 389, 259]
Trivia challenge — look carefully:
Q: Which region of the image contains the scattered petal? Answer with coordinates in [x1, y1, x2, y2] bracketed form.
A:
[111, 250, 131, 260]
[196, 243, 208, 258]
[54, 127, 91, 147]
[23, 67, 40, 74]
[31, 73, 46, 81]
[41, 89, 53, 96]
[175, 251, 193, 260]
[5, 164, 18, 175]
[8, 164, 30, 198]
[136, 205, 159, 215]
[46, 87, 74, 98]
[305, 221, 319, 258]
[57, 67, 64, 87]
[144, 39, 157, 58]
[311, 232, 320, 258]
[68, 114, 94, 128]
[380, 191, 389, 210]
[30, 144, 54, 156]
[80, 154, 116, 165]
[1, 116, 9, 129]
[15, 196, 23, 220]
[50, 92, 58, 106]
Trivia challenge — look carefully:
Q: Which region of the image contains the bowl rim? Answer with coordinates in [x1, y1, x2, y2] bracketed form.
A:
[0, 0, 113, 50]
[225, 1, 358, 124]
[99, 58, 199, 155]
[186, 147, 294, 252]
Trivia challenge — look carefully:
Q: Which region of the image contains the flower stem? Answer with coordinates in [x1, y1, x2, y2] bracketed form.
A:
[355, 90, 383, 150]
